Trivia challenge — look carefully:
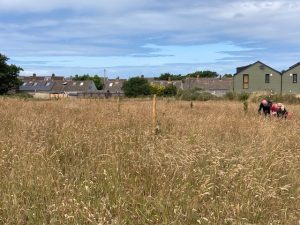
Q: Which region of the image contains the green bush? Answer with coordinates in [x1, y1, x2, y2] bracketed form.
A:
[238, 92, 250, 101]
[122, 77, 151, 97]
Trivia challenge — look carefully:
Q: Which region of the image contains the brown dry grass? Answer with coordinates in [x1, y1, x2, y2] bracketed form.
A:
[0, 97, 300, 224]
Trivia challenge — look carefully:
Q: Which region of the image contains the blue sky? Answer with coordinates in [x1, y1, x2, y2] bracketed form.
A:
[1, 0, 300, 78]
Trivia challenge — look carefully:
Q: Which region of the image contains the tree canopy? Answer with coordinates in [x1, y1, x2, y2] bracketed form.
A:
[73, 74, 103, 90]
[186, 71, 219, 78]
[155, 71, 219, 81]
[122, 77, 151, 97]
[155, 73, 183, 80]
[0, 53, 23, 94]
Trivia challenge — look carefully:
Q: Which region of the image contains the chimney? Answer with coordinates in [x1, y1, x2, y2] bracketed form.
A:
[51, 73, 55, 80]
[116, 76, 119, 80]
[33, 73, 36, 81]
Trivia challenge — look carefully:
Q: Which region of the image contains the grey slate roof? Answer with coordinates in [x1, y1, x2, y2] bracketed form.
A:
[103, 79, 126, 93]
[19, 81, 55, 92]
[51, 80, 97, 93]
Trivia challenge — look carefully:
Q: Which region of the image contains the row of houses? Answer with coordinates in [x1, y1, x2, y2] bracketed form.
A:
[234, 61, 300, 95]
[20, 61, 300, 98]
[19, 74, 233, 97]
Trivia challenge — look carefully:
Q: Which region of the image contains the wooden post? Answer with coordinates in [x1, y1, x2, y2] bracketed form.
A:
[152, 94, 157, 134]
[117, 97, 121, 116]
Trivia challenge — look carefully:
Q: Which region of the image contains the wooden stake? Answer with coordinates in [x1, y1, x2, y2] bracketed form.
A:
[152, 94, 157, 134]
[117, 97, 121, 116]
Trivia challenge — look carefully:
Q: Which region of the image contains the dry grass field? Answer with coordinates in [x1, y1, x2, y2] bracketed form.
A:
[1, 97, 300, 224]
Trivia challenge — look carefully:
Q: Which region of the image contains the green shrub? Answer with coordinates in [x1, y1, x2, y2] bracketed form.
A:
[238, 92, 250, 101]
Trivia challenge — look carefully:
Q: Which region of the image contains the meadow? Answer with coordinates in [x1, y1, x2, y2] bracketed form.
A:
[0, 97, 300, 224]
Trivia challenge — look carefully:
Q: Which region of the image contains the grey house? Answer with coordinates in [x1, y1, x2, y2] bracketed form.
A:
[282, 63, 300, 94]
[233, 61, 281, 94]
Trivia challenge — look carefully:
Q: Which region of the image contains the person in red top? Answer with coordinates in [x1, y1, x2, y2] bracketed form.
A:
[270, 103, 278, 116]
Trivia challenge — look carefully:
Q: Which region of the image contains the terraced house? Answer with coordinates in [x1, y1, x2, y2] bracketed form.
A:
[233, 61, 282, 94]
[282, 63, 300, 95]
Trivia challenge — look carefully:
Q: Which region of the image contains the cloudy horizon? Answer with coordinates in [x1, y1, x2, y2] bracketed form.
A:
[1, 0, 300, 77]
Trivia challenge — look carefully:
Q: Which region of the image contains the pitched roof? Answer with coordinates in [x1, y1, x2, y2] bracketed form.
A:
[19, 81, 55, 92]
[51, 80, 97, 93]
[103, 78, 126, 92]
[282, 62, 300, 74]
[19, 75, 65, 82]
[184, 78, 232, 90]
[234, 61, 281, 75]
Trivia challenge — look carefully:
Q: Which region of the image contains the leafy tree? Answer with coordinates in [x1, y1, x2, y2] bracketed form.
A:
[155, 73, 183, 80]
[74, 74, 103, 90]
[223, 74, 233, 78]
[122, 77, 151, 97]
[0, 53, 23, 94]
[186, 71, 219, 78]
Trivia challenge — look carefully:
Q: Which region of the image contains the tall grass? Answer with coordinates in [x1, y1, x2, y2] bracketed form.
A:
[0, 98, 300, 224]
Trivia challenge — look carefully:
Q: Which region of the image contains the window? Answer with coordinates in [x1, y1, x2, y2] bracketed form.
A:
[243, 74, 249, 89]
[265, 74, 270, 83]
[22, 82, 27, 86]
[293, 74, 297, 83]
[33, 82, 38, 86]
[109, 83, 113, 87]
[45, 82, 51, 86]
[80, 82, 84, 86]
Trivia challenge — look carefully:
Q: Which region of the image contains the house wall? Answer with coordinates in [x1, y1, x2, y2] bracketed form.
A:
[282, 66, 300, 94]
[233, 62, 281, 94]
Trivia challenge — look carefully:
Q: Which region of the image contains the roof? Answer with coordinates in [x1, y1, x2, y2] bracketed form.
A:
[282, 62, 300, 74]
[51, 80, 97, 93]
[19, 75, 65, 82]
[183, 78, 232, 90]
[19, 81, 55, 92]
[234, 61, 282, 76]
[103, 78, 126, 92]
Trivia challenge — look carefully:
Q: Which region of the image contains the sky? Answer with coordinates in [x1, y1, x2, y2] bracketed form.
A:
[1, 0, 300, 78]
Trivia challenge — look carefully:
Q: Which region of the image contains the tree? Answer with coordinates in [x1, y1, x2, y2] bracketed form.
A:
[0, 53, 23, 94]
[74, 74, 103, 90]
[155, 73, 183, 80]
[122, 77, 151, 97]
[186, 71, 219, 78]
[223, 74, 233, 78]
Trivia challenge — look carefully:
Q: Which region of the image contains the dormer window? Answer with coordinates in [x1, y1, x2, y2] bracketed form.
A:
[33, 82, 38, 86]
[80, 82, 84, 86]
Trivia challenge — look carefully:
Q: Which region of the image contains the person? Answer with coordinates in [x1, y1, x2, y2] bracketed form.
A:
[258, 99, 272, 116]
[277, 103, 288, 119]
[270, 103, 278, 116]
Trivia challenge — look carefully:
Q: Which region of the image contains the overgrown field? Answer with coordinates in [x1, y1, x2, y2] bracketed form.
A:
[1, 98, 300, 224]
